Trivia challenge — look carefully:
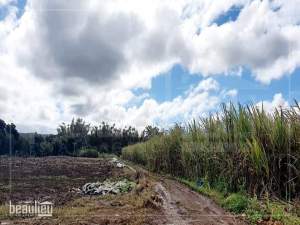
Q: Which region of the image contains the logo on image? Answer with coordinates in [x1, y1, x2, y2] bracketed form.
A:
[9, 201, 53, 217]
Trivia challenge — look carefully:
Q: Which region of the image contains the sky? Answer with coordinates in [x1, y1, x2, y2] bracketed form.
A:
[0, 0, 299, 133]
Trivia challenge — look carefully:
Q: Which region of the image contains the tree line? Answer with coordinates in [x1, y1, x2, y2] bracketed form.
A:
[0, 118, 160, 157]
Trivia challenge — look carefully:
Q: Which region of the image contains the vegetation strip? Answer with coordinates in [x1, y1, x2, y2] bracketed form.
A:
[122, 102, 300, 224]
[178, 178, 300, 225]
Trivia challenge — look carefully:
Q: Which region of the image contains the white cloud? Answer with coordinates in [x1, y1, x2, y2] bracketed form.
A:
[3, 0, 190, 91]
[0, 0, 13, 6]
[0, 0, 299, 133]
[0, 2, 17, 40]
[193, 77, 220, 92]
[223, 89, 238, 98]
[4, 0, 299, 89]
[100, 78, 228, 131]
[188, 0, 300, 83]
[256, 93, 289, 114]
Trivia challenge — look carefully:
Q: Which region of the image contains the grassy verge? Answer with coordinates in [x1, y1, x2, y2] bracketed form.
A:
[178, 178, 300, 225]
[0, 204, 9, 220]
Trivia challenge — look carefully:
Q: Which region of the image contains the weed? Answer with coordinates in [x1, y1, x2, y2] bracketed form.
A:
[222, 193, 249, 213]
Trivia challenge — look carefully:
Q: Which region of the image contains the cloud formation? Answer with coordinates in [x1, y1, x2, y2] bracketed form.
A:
[0, 0, 299, 132]
[0, 0, 12, 6]
[6, 0, 299, 89]
[256, 93, 289, 114]
[5, 0, 190, 92]
[189, 0, 300, 83]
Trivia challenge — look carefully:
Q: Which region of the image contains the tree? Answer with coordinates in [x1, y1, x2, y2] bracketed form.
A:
[141, 125, 161, 141]
[0, 120, 20, 155]
[0, 119, 6, 155]
[0, 117, 142, 157]
[57, 118, 90, 154]
[40, 141, 53, 156]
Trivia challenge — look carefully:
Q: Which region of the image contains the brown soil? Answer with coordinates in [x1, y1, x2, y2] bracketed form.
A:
[156, 179, 247, 225]
[0, 156, 127, 205]
[0, 156, 247, 225]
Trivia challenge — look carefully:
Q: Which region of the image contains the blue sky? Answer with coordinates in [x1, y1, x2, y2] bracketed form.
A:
[142, 2, 300, 109]
[146, 64, 300, 108]
[15, 0, 26, 18]
[0, 0, 26, 19]
[0, 0, 299, 133]
[146, 3, 300, 108]
[213, 5, 243, 26]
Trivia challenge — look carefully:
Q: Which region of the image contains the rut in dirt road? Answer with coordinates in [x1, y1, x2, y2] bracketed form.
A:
[155, 179, 247, 225]
[155, 183, 187, 225]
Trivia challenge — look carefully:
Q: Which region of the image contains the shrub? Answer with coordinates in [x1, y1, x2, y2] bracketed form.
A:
[122, 143, 147, 165]
[222, 193, 249, 213]
[78, 148, 99, 158]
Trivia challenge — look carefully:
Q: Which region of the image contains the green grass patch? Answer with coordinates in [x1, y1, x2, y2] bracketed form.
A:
[0, 205, 8, 220]
[222, 193, 249, 213]
[178, 178, 300, 225]
[179, 178, 225, 203]
[78, 148, 99, 158]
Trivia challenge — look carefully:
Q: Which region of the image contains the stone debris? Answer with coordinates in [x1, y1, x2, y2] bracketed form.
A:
[111, 157, 118, 163]
[80, 179, 135, 195]
[110, 157, 125, 168]
[116, 162, 124, 168]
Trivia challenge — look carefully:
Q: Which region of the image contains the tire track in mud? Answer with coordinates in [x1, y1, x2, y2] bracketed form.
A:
[155, 179, 247, 225]
[155, 183, 187, 225]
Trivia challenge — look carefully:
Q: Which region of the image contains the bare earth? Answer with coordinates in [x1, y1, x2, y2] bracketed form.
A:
[0, 156, 247, 225]
[156, 179, 246, 225]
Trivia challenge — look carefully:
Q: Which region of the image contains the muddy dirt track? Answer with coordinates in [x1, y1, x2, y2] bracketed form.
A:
[0, 156, 247, 225]
[156, 179, 246, 225]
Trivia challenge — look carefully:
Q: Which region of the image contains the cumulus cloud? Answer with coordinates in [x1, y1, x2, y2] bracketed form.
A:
[5, 0, 299, 90]
[0, 56, 61, 133]
[0, 0, 13, 6]
[223, 89, 238, 98]
[256, 93, 289, 114]
[91, 78, 228, 131]
[0, 0, 299, 132]
[4, 0, 190, 93]
[188, 0, 300, 83]
[191, 77, 220, 93]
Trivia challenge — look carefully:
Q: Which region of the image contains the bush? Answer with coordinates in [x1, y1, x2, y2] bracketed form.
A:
[122, 143, 147, 165]
[78, 148, 99, 158]
[222, 193, 249, 213]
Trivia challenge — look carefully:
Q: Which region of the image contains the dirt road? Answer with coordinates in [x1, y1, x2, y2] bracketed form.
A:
[154, 179, 246, 225]
[0, 157, 247, 225]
